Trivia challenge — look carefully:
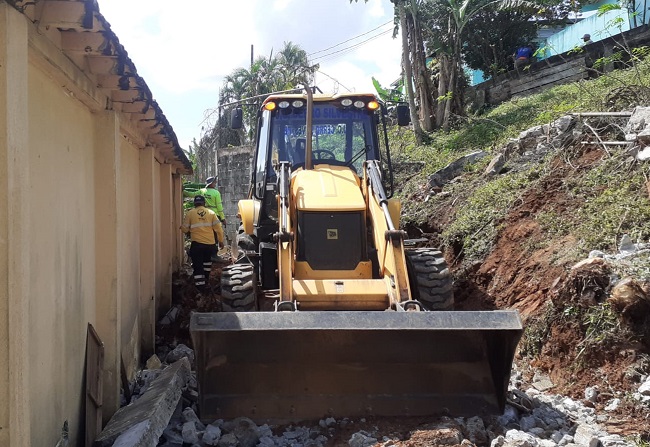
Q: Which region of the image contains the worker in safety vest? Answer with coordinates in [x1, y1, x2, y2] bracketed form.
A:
[181, 195, 224, 291]
[184, 176, 227, 227]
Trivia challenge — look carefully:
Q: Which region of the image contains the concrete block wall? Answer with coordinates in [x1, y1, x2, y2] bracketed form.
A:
[216, 146, 254, 235]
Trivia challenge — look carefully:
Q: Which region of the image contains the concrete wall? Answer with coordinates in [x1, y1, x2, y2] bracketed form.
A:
[216, 145, 255, 231]
[0, 3, 188, 445]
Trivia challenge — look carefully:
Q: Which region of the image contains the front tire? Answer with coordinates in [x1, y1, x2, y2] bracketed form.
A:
[405, 248, 454, 310]
[220, 264, 257, 311]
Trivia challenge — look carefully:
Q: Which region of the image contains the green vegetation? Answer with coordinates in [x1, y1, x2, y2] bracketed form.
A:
[441, 171, 536, 260]
[390, 59, 650, 264]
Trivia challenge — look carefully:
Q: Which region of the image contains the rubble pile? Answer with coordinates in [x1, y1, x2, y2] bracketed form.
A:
[120, 338, 649, 447]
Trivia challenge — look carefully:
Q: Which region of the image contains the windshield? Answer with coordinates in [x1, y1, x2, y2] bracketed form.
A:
[269, 103, 379, 173]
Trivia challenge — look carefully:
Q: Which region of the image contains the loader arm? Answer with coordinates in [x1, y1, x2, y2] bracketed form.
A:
[364, 160, 413, 308]
[276, 161, 294, 308]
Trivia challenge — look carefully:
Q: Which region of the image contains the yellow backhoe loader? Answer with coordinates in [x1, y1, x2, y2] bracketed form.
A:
[190, 88, 523, 423]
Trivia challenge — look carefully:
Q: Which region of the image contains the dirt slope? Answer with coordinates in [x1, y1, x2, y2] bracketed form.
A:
[401, 142, 650, 436]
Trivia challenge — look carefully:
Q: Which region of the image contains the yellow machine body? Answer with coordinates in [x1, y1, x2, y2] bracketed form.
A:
[191, 91, 523, 423]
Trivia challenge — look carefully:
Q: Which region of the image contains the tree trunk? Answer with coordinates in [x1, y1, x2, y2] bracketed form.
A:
[436, 54, 449, 129]
[408, 0, 435, 131]
[398, 0, 423, 143]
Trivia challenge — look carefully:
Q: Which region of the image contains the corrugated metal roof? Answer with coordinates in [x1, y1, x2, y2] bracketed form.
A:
[7, 0, 193, 174]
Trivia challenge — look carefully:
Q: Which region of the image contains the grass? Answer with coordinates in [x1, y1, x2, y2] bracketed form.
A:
[390, 58, 650, 264]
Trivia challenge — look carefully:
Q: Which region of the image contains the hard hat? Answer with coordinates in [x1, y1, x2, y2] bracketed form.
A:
[205, 176, 216, 186]
[194, 195, 206, 206]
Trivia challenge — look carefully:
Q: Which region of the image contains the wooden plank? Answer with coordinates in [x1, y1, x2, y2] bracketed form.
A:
[85, 324, 104, 447]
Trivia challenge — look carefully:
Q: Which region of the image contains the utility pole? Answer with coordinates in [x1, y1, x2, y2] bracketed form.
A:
[251, 44, 254, 67]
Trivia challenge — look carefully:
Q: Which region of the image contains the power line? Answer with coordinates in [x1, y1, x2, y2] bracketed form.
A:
[316, 70, 352, 92]
[310, 28, 394, 64]
[307, 20, 394, 57]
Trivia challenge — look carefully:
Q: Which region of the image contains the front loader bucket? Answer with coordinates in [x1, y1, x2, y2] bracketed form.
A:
[190, 310, 522, 423]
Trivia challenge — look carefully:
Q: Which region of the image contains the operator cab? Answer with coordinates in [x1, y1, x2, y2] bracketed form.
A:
[247, 94, 393, 222]
[260, 95, 383, 181]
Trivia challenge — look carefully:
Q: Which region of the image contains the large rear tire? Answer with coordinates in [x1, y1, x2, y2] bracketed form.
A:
[220, 264, 257, 311]
[405, 248, 454, 310]
[236, 224, 257, 252]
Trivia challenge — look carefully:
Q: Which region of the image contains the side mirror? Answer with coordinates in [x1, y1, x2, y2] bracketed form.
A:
[396, 103, 410, 126]
[231, 107, 243, 129]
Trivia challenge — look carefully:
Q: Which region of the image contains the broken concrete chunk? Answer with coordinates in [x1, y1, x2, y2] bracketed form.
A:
[93, 358, 190, 447]
[165, 343, 194, 366]
[202, 424, 222, 446]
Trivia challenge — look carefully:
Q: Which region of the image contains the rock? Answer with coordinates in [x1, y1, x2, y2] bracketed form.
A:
[637, 146, 650, 160]
[429, 151, 487, 188]
[182, 407, 205, 430]
[601, 434, 630, 447]
[608, 277, 650, 316]
[604, 398, 621, 411]
[182, 421, 199, 445]
[588, 250, 606, 259]
[504, 429, 539, 447]
[428, 427, 464, 445]
[258, 436, 275, 447]
[162, 426, 184, 445]
[519, 415, 537, 432]
[618, 234, 636, 253]
[465, 416, 488, 445]
[570, 257, 606, 271]
[160, 306, 180, 325]
[217, 432, 238, 447]
[223, 417, 259, 447]
[551, 115, 575, 133]
[559, 434, 574, 446]
[584, 386, 599, 403]
[573, 424, 601, 447]
[639, 376, 650, 395]
[166, 344, 195, 366]
[624, 107, 650, 139]
[319, 417, 336, 428]
[637, 128, 650, 145]
[349, 430, 378, 447]
[146, 354, 162, 370]
[202, 424, 222, 446]
[485, 153, 506, 176]
[499, 405, 520, 426]
[532, 372, 554, 392]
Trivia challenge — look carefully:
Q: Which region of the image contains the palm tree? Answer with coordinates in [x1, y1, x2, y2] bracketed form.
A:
[215, 42, 320, 144]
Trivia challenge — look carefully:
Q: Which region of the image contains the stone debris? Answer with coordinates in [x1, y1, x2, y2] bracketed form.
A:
[135, 324, 646, 447]
[146, 354, 162, 370]
[165, 343, 194, 367]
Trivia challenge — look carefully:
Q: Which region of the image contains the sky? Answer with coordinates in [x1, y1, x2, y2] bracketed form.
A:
[98, 0, 403, 151]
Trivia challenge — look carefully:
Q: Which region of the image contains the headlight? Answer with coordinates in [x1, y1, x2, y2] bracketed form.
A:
[264, 102, 277, 111]
[354, 100, 365, 108]
[341, 98, 353, 107]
